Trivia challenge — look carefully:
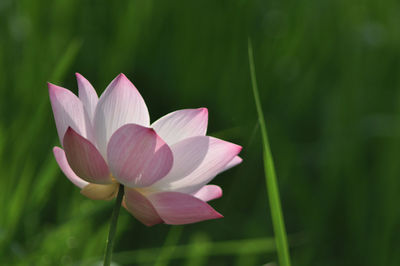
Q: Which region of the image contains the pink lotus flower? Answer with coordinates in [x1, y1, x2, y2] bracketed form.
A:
[49, 73, 242, 226]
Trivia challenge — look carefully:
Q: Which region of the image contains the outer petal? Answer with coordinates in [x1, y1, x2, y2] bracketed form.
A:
[94, 74, 150, 156]
[53, 147, 88, 189]
[222, 156, 242, 172]
[76, 73, 98, 121]
[124, 188, 163, 226]
[152, 108, 208, 146]
[48, 83, 89, 144]
[193, 185, 222, 202]
[80, 183, 119, 200]
[63, 127, 111, 184]
[147, 192, 223, 225]
[107, 124, 173, 187]
[152, 136, 242, 194]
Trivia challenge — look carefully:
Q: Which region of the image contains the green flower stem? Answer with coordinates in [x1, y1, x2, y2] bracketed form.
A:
[248, 39, 292, 266]
[103, 184, 124, 266]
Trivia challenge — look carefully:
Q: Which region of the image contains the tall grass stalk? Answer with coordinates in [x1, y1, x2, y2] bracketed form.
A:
[247, 39, 292, 266]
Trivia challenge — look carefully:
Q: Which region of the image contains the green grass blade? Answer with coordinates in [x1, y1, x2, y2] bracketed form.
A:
[247, 39, 292, 266]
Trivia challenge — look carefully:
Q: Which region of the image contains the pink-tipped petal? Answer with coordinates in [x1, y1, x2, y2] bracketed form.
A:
[53, 147, 89, 189]
[152, 136, 242, 194]
[76, 73, 98, 121]
[152, 108, 208, 146]
[107, 124, 173, 187]
[94, 74, 150, 156]
[63, 127, 111, 184]
[193, 185, 223, 202]
[124, 188, 163, 226]
[148, 192, 223, 225]
[48, 83, 90, 144]
[222, 156, 242, 172]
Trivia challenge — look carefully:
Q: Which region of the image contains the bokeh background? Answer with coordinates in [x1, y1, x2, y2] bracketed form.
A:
[1, 0, 400, 265]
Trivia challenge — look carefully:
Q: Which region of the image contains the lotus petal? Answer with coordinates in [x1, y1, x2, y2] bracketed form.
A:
[124, 188, 163, 226]
[76, 73, 98, 121]
[222, 156, 242, 172]
[152, 108, 208, 146]
[63, 127, 111, 184]
[80, 183, 119, 200]
[193, 185, 222, 202]
[48, 83, 90, 144]
[53, 147, 88, 189]
[152, 136, 241, 194]
[107, 124, 173, 187]
[148, 191, 222, 225]
[94, 74, 150, 156]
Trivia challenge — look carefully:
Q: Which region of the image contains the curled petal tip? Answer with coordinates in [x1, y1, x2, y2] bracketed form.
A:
[194, 185, 223, 202]
[111, 73, 132, 87]
[214, 212, 224, 219]
[197, 108, 208, 118]
[47, 82, 58, 91]
[199, 107, 208, 113]
[75, 72, 86, 82]
[47, 82, 67, 94]
[47, 83, 52, 93]
[116, 73, 127, 80]
[234, 144, 243, 153]
[227, 142, 243, 155]
[234, 156, 243, 165]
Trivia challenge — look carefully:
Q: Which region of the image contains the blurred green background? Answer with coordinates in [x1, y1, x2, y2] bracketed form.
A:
[1, 0, 400, 265]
